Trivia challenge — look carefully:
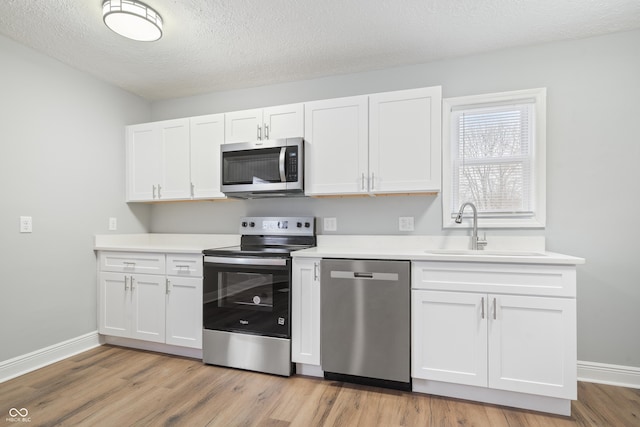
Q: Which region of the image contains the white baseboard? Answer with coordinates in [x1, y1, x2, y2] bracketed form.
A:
[578, 360, 640, 389]
[0, 331, 102, 384]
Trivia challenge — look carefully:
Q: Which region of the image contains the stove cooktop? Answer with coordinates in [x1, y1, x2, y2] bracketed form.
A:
[203, 216, 316, 257]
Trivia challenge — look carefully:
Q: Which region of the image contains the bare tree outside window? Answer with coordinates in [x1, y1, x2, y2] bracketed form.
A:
[453, 105, 533, 216]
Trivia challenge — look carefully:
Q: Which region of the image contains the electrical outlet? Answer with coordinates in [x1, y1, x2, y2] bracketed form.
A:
[20, 216, 33, 233]
[109, 217, 117, 231]
[399, 216, 414, 231]
[324, 217, 337, 232]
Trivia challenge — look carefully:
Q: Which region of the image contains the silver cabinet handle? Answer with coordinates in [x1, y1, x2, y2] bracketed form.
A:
[361, 173, 365, 190]
[264, 124, 269, 139]
[190, 182, 195, 198]
[257, 124, 262, 140]
[130, 277, 135, 291]
[152, 185, 157, 199]
[371, 172, 375, 190]
[481, 297, 485, 319]
[493, 297, 497, 320]
[166, 278, 171, 294]
[279, 147, 287, 182]
[313, 262, 319, 281]
[157, 184, 162, 199]
[124, 275, 129, 291]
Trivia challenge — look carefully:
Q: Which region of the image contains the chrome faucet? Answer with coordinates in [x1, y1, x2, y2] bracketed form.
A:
[455, 202, 487, 250]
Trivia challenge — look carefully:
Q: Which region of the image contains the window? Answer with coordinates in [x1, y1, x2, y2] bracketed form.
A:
[442, 88, 546, 228]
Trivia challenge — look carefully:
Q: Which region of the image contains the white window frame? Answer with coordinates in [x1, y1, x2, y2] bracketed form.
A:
[442, 88, 546, 229]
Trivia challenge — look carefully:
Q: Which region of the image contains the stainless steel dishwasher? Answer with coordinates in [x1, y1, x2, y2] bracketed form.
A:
[320, 259, 411, 390]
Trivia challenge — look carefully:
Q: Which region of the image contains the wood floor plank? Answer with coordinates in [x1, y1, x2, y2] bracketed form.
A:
[1, 345, 638, 427]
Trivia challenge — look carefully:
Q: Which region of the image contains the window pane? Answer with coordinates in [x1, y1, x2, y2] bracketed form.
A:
[452, 103, 533, 216]
[457, 161, 530, 213]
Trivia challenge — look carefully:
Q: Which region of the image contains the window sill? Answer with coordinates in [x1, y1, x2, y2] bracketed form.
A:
[443, 216, 545, 229]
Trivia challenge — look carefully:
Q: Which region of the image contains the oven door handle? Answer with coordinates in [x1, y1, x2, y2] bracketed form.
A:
[204, 256, 288, 266]
[279, 147, 287, 182]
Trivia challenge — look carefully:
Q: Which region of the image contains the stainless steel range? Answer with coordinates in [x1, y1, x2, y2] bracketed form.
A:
[202, 216, 315, 376]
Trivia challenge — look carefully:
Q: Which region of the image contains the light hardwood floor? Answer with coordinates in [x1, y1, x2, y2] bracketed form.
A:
[1, 345, 638, 426]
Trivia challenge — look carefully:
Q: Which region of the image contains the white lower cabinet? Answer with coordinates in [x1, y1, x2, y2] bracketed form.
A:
[411, 261, 577, 415]
[165, 276, 202, 348]
[99, 272, 166, 342]
[412, 290, 576, 399]
[291, 258, 321, 366]
[98, 252, 203, 349]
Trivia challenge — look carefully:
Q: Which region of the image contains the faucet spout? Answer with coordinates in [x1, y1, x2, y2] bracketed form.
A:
[456, 202, 487, 250]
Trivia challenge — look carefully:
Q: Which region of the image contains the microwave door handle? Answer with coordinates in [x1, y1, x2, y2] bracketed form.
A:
[279, 147, 287, 182]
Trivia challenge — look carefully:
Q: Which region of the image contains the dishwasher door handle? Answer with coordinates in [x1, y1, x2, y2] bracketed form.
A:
[330, 270, 400, 281]
[354, 272, 374, 278]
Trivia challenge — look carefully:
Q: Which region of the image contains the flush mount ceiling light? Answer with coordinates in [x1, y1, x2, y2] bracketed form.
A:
[103, 0, 163, 42]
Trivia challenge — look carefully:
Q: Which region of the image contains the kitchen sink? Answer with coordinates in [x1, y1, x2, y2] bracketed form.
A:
[425, 249, 547, 257]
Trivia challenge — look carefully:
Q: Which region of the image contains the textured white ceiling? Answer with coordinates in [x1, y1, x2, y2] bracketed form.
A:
[1, 0, 639, 100]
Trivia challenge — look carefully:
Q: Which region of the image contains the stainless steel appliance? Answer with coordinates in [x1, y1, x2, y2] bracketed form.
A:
[202, 216, 315, 376]
[321, 259, 411, 390]
[220, 138, 304, 198]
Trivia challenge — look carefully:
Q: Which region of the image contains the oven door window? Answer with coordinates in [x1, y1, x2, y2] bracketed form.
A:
[203, 261, 290, 338]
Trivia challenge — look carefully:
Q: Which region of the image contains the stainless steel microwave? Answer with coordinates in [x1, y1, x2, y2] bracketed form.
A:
[220, 137, 304, 198]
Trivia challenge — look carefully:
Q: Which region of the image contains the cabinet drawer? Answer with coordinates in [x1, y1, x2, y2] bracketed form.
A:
[412, 261, 576, 297]
[166, 254, 203, 277]
[99, 251, 166, 275]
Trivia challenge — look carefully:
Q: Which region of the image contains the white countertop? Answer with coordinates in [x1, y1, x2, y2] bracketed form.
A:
[291, 235, 585, 265]
[94, 233, 240, 253]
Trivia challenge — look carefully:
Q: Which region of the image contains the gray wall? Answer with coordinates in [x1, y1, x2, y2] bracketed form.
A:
[151, 29, 640, 368]
[0, 34, 151, 362]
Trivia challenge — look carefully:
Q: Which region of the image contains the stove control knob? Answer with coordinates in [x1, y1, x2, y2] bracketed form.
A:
[249, 222, 255, 227]
[297, 222, 302, 228]
[304, 222, 311, 228]
[241, 221, 248, 228]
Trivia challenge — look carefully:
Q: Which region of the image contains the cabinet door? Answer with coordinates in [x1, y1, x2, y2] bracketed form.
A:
[126, 123, 161, 201]
[291, 258, 321, 365]
[369, 86, 442, 193]
[165, 276, 203, 349]
[488, 295, 577, 399]
[190, 114, 226, 199]
[412, 290, 487, 387]
[263, 103, 304, 140]
[158, 119, 191, 200]
[304, 96, 369, 195]
[130, 274, 166, 343]
[225, 109, 262, 143]
[99, 272, 131, 338]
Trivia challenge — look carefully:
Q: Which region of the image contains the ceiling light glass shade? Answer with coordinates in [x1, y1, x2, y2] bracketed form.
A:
[103, 0, 163, 42]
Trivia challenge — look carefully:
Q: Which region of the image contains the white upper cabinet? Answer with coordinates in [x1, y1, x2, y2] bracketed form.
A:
[159, 119, 192, 200]
[127, 116, 226, 202]
[190, 114, 226, 199]
[126, 118, 191, 202]
[224, 103, 303, 143]
[127, 123, 163, 201]
[369, 87, 441, 193]
[304, 87, 442, 196]
[304, 96, 369, 195]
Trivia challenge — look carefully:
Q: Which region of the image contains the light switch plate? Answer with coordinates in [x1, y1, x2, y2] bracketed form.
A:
[20, 216, 32, 233]
[109, 217, 117, 231]
[399, 216, 414, 231]
[324, 217, 337, 232]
